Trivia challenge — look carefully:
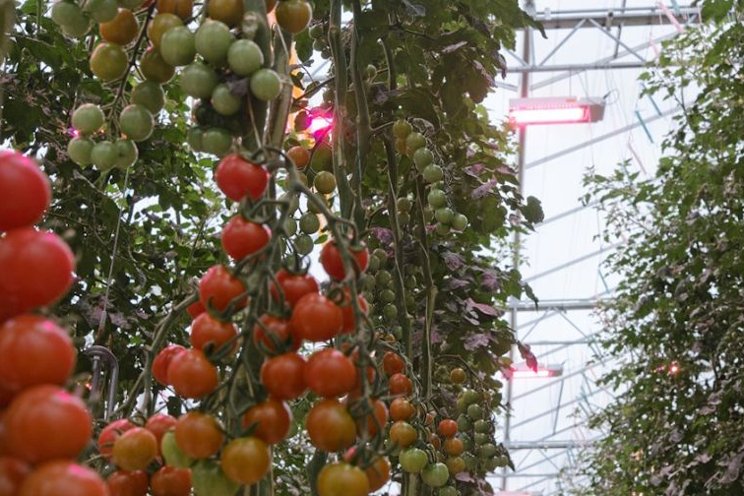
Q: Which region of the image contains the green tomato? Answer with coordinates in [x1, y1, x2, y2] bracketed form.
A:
[379, 289, 396, 304]
[51, 2, 90, 37]
[413, 147, 433, 170]
[131, 81, 165, 114]
[392, 119, 412, 139]
[467, 403, 484, 420]
[192, 460, 240, 496]
[435, 207, 454, 225]
[90, 141, 118, 170]
[201, 128, 232, 156]
[423, 164, 444, 183]
[313, 170, 336, 194]
[375, 270, 392, 286]
[360, 274, 375, 292]
[310, 141, 333, 172]
[180, 62, 218, 99]
[478, 443, 497, 458]
[67, 137, 94, 166]
[427, 189, 447, 209]
[161, 431, 194, 468]
[72, 103, 104, 135]
[421, 462, 449, 488]
[451, 213, 468, 231]
[405, 132, 425, 155]
[119, 104, 154, 142]
[473, 420, 490, 434]
[462, 453, 477, 471]
[397, 196, 412, 213]
[114, 139, 138, 169]
[482, 457, 498, 472]
[456, 414, 471, 432]
[119, 0, 144, 8]
[90, 42, 128, 82]
[295, 233, 314, 255]
[308, 23, 324, 39]
[367, 255, 380, 272]
[160, 26, 196, 66]
[83, 0, 117, 22]
[195, 20, 233, 66]
[438, 487, 459, 496]
[382, 303, 398, 320]
[399, 212, 410, 226]
[434, 224, 450, 236]
[299, 212, 320, 234]
[399, 448, 428, 473]
[460, 433, 473, 451]
[473, 432, 489, 445]
[227, 39, 264, 76]
[211, 84, 241, 116]
[283, 217, 297, 236]
[187, 127, 203, 151]
[250, 68, 282, 101]
[462, 389, 480, 405]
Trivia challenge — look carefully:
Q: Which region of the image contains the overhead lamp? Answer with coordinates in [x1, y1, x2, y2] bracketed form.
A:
[508, 97, 606, 126]
[503, 362, 563, 380]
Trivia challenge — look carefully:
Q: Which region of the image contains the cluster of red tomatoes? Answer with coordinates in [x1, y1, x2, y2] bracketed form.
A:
[0, 151, 109, 494]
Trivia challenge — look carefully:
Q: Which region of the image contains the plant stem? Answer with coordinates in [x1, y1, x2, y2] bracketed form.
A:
[414, 177, 435, 399]
[349, 0, 371, 228]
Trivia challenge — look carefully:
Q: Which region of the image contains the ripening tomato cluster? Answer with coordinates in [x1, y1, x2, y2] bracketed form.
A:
[0, 151, 110, 495]
[392, 119, 469, 236]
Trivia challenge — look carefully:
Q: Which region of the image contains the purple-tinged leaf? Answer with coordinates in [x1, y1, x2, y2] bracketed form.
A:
[466, 297, 499, 316]
[464, 333, 490, 351]
[517, 341, 538, 371]
[442, 41, 468, 54]
[464, 163, 486, 177]
[472, 178, 500, 199]
[481, 269, 501, 290]
[442, 252, 464, 271]
[446, 278, 470, 290]
[370, 227, 394, 245]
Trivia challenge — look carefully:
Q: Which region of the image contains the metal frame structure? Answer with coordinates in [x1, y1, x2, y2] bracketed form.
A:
[496, 2, 701, 494]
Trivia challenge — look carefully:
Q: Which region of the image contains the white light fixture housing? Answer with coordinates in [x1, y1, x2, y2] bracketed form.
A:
[509, 97, 606, 126]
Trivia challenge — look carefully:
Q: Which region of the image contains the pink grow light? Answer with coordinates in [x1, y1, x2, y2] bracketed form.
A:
[509, 97, 605, 126]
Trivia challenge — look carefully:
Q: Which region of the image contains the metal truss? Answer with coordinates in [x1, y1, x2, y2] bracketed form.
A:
[496, 2, 700, 494]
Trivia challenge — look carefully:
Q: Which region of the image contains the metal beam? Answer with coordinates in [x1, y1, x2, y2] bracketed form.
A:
[508, 60, 648, 74]
[505, 441, 597, 450]
[533, 6, 699, 30]
[508, 298, 605, 311]
[526, 108, 677, 170]
[523, 243, 622, 283]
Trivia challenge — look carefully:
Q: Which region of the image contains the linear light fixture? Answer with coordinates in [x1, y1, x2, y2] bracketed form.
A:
[504, 362, 563, 380]
[509, 97, 606, 126]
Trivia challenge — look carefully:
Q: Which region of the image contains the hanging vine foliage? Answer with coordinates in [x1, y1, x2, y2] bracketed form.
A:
[1, 0, 544, 494]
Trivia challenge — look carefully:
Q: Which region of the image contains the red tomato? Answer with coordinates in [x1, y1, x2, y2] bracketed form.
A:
[106, 470, 149, 496]
[167, 349, 219, 399]
[221, 216, 271, 260]
[0, 315, 76, 394]
[290, 293, 343, 342]
[174, 411, 224, 459]
[0, 456, 31, 496]
[144, 413, 176, 454]
[365, 399, 389, 437]
[304, 348, 356, 398]
[190, 313, 238, 355]
[339, 290, 367, 334]
[365, 456, 391, 492]
[186, 300, 205, 319]
[270, 269, 319, 307]
[252, 314, 300, 354]
[319, 240, 369, 281]
[0, 150, 50, 231]
[0, 228, 75, 320]
[18, 461, 107, 496]
[150, 466, 191, 496]
[389, 397, 415, 421]
[241, 398, 291, 445]
[260, 352, 306, 400]
[112, 427, 158, 471]
[382, 352, 405, 376]
[4, 385, 92, 464]
[0, 383, 13, 409]
[214, 154, 269, 202]
[98, 418, 136, 458]
[388, 373, 413, 396]
[389, 421, 417, 448]
[198, 265, 247, 313]
[152, 344, 186, 386]
[437, 419, 458, 438]
[306, 399, 356, 452]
